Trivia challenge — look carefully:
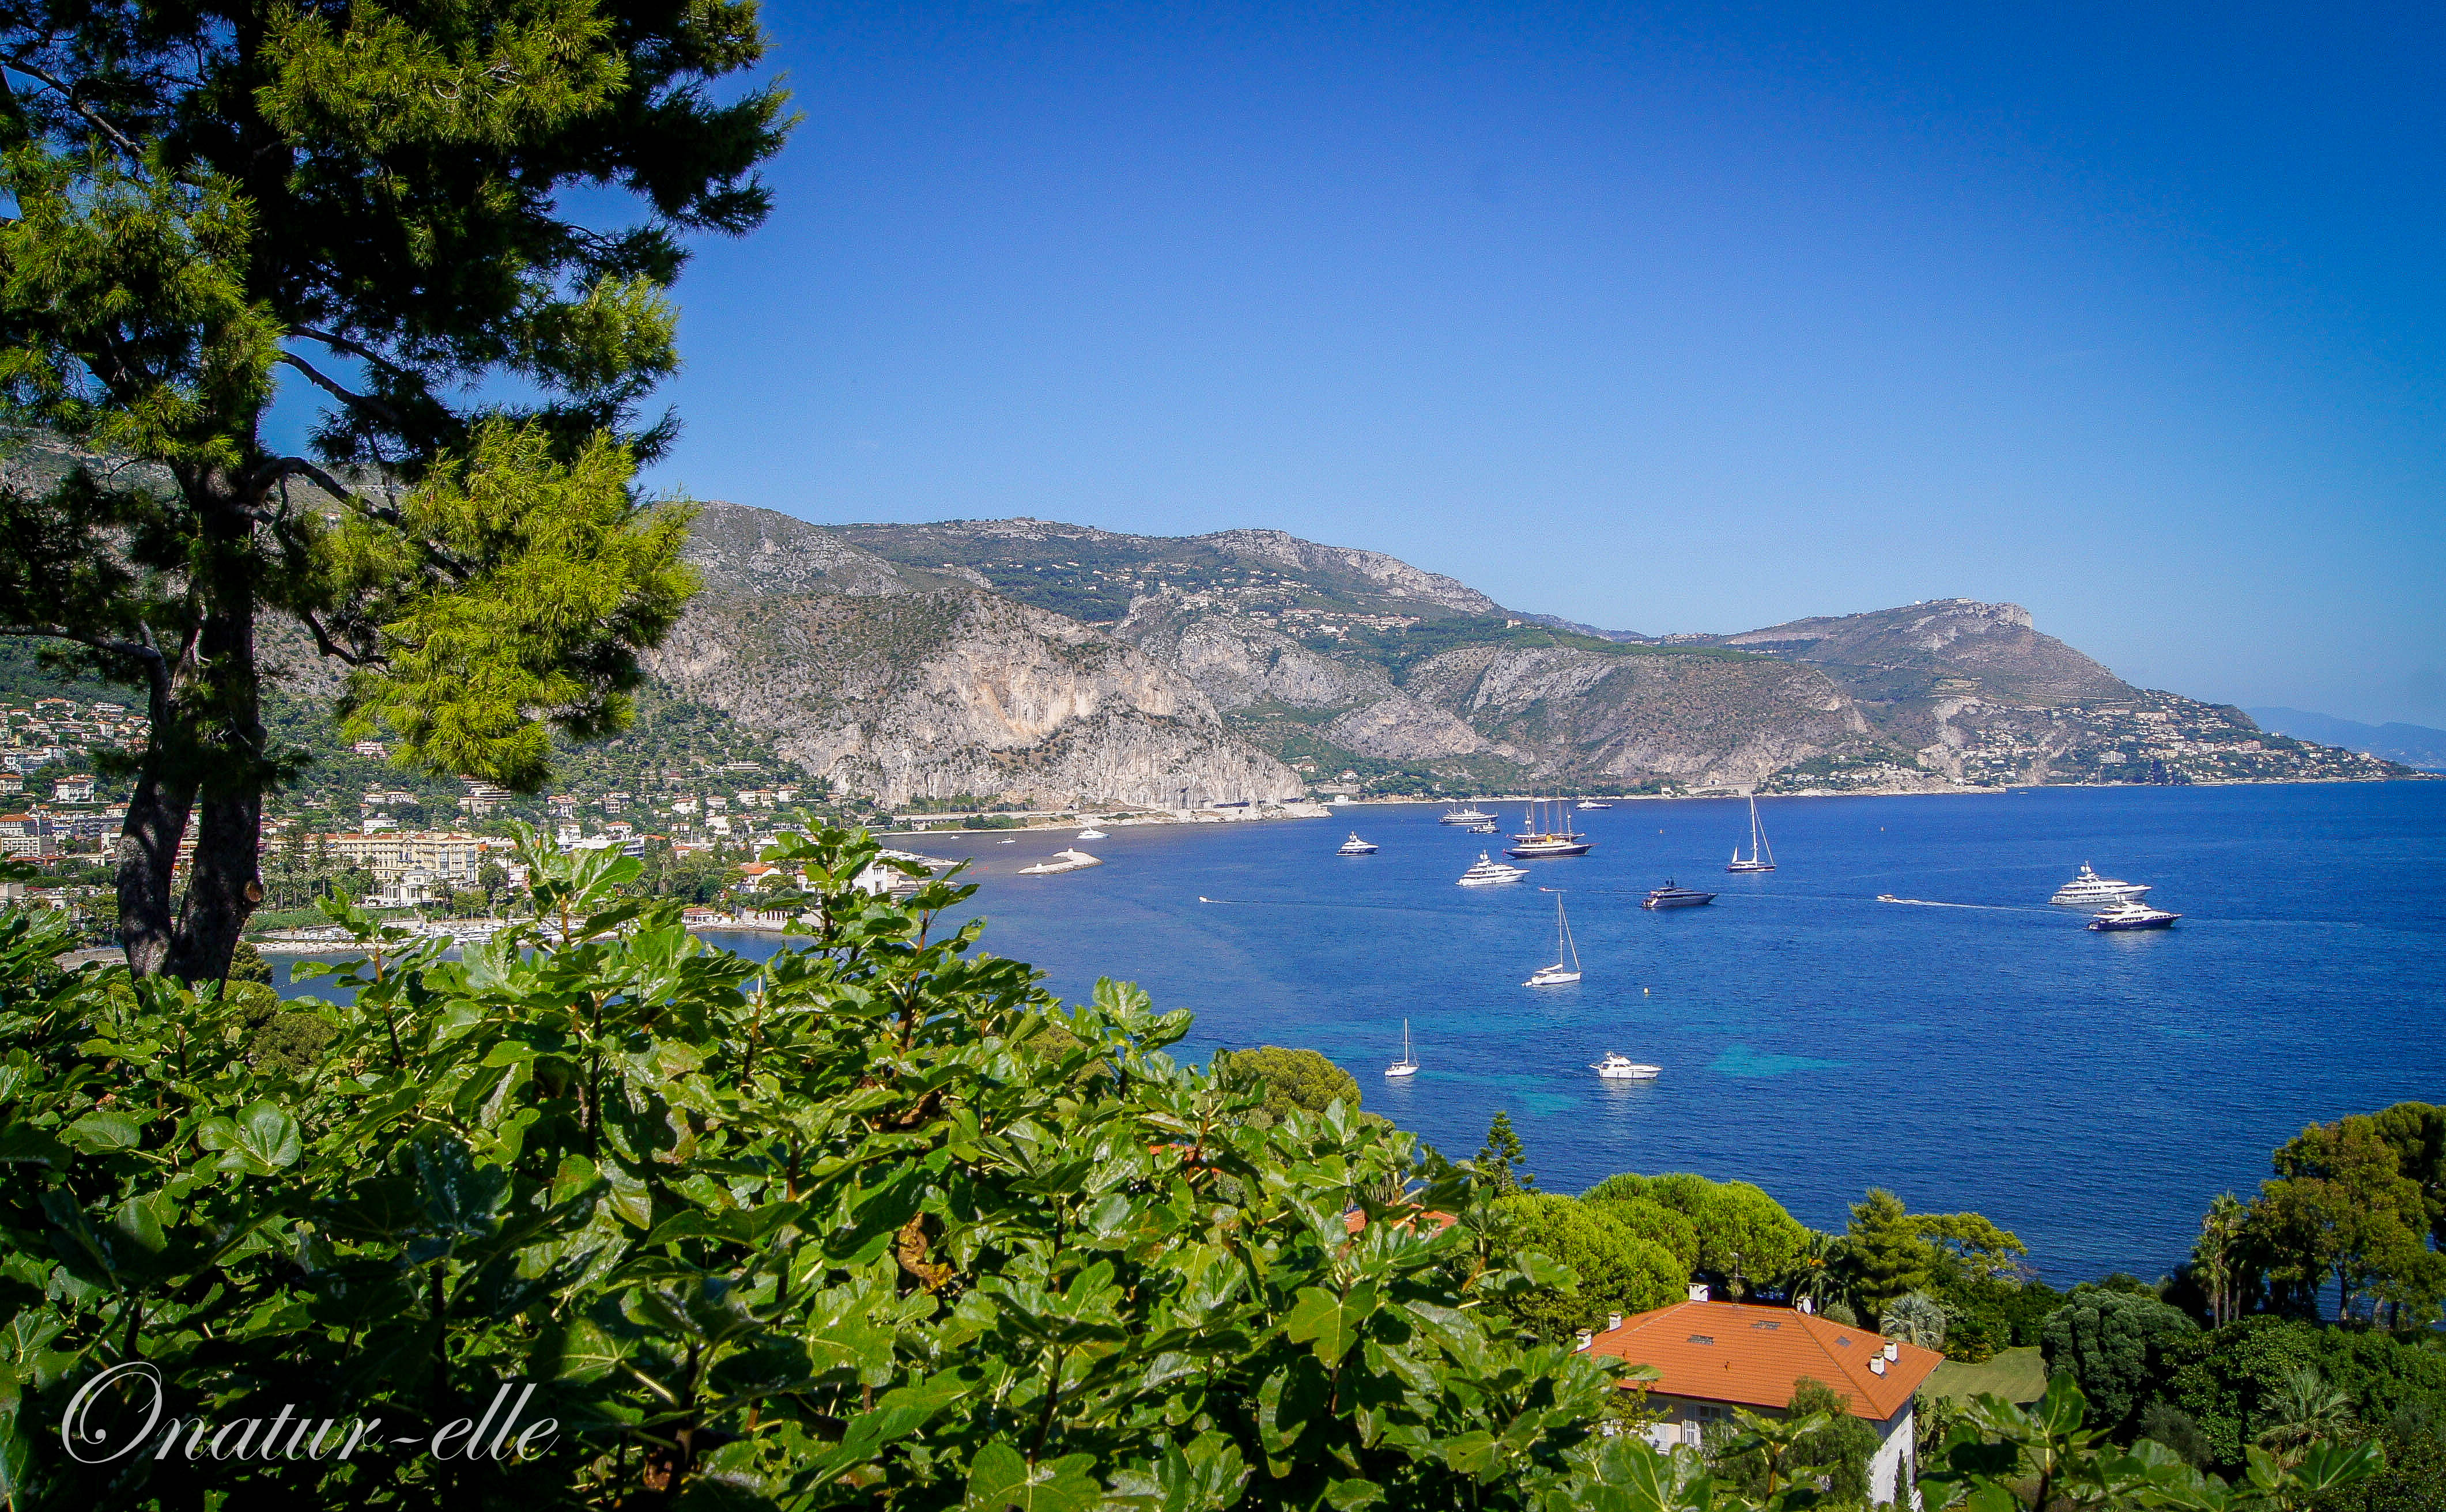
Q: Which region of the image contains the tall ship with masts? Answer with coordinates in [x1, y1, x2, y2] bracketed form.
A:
[1726, 795, 1776, 873]
[1505, 797, 1593, 859]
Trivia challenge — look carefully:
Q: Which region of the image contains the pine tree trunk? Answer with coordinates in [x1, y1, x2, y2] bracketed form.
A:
[114, 761, 194, 977]
[120, 480, 267, 983]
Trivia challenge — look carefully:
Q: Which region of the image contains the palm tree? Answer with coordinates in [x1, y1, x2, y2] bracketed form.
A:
[1880, 1290, 1950, 1351]
[2192, 1193, 2249, 1326]
[1773, 1231, 1858, 1318]
[2257, 1367, 2353, 1469]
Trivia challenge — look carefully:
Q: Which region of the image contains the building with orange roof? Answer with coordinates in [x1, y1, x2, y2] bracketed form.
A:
[1584, 1292, 1943, 1506]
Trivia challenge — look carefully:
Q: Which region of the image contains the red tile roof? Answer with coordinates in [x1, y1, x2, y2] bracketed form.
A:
[1586, 1301, 1942, 1420]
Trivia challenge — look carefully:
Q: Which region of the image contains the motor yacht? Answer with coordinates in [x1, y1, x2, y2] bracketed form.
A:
[1641, 880, 1716, 909]
[1016, 849, 1103, 875]
[1337, 831, 1379, 856]
[1575, 798, 1613, 810]
[1439, 804, 1497, 825]
[1457, 852, 1530, 887]
[2088, 899, 2180, 931]
[1075, 827, 1108, 840]
[1590, 1053, 1661, 1080]
[2049, 863, 2150, 908]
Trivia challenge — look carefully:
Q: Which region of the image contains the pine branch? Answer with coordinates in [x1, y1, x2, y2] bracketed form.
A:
[277, 351, 404, 428]
[0, 50, 146, 161]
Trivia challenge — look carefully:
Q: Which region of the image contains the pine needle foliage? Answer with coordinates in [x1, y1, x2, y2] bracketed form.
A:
[0, 0, 790, 978]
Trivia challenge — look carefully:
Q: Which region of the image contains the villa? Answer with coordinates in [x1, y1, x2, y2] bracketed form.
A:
[1584, 1293, 1943, 1506]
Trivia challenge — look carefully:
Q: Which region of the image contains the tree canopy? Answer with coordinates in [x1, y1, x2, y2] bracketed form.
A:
[2043, 1286, 2200, 1432]
[0, 0, 790, 978]
[1212, 1045, 1362, 1126]
[1487, 1193, 1685, 1341]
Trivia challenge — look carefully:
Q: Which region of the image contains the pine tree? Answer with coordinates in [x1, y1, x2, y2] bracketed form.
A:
[0, 2, 790, 979]
[1844, 1187, 1934, 1326]
[1479, 1110, 1536, 1196]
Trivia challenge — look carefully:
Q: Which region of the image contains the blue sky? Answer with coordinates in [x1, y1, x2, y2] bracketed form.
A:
[296, 2, 2446, 724]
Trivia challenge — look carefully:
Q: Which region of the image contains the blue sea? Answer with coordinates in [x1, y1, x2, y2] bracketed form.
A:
[279, 782, 2446, 1284]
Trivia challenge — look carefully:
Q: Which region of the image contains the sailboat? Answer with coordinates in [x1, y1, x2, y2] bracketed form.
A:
[1726, 794, 1776, 873]
[1386, 1019, 1419, 1078]
[1523, 891, 1583, 986]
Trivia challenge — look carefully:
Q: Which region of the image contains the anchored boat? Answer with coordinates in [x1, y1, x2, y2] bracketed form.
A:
[1523, 892, 1583, 987]
[1726, 795, 1776, 873]
[1641, 879, 1716, 909]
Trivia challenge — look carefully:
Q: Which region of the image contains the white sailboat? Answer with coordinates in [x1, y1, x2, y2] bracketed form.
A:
[1726, 795, 1776, 873]
[1386, 1019, 1419, 1078]
[1523, 891, 1583, 986]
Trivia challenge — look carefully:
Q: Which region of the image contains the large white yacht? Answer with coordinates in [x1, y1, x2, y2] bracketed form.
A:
[1457, 852, 1529, 887]
[2049, 864, 2150, 908]
[2089, 899, 2181, 931]
[1337, 831, 1379, 856]
[1590, 1053, 1661, 1080]
[1439, 804, 1498, 826]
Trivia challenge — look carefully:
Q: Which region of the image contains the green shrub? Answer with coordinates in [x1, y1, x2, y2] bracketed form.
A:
[2041, 1285, 2199, 1432]
[0, 827, 1639, 1508]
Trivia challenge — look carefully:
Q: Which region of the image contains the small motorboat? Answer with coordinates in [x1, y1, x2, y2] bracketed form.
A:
[1337, 831, 1379, 856]
[1076, 828, 1108, 840]
[1387, 1019, 1419, 1078]
[1591, 1052, 1660, 1080]
[1641, 880, 1716, 909]
[1016, 849, 1103, 875]
[1469, 819, 1498, 833]
[2088, 900, 2180, 931]
[1458, 852, 1529, 887]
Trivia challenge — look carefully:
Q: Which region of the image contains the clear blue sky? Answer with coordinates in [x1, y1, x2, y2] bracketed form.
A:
[307, 2, 2446, 724]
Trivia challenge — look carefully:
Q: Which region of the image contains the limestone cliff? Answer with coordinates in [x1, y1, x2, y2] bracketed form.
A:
[644, 504, 1302, 808]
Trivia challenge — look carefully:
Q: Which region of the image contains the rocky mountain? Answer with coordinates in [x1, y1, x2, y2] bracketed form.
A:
[641, 505, 1303, 809]
[801, 518, 2420, 797]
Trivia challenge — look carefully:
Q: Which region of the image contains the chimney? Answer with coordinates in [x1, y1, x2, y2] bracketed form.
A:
[1607, 1313, 1624, 1332]
[1882, 1341, 1899, 1361]
[1686, 1283, 1711, 1303]
[1575, 1331, 1594, 1352]
[1870, 1356, 1887, 1375]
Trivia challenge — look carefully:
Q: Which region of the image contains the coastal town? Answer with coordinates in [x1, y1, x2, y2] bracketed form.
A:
[2, 667, 2419, 948]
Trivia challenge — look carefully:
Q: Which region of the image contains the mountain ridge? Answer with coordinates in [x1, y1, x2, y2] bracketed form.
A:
[664, 505, 2418, 802]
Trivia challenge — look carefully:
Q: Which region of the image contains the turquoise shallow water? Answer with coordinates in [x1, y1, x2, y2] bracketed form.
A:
[281, 782, 2446, 1283]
